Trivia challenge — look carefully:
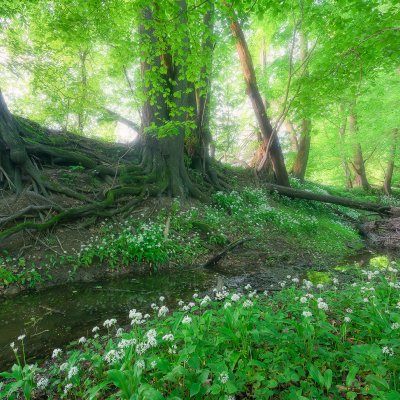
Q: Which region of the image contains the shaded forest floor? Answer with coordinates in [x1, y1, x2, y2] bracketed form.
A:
[2, 155, 399, 297]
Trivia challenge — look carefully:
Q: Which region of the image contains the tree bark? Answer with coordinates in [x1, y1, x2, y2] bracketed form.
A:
[0, 91, 46, 194]
[383, 128, 398, 195]
[229, 11, 290, 187]
[349, 103, 370, 190]
[292, 33, 311, 183]
[338, 105, 353, 189]
[265, 183, 400, 217]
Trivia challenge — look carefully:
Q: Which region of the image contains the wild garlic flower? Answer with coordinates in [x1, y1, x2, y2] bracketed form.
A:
[67, 366, 79, 380]
[391, 322, 400, 330]
[136, 360, 145, 369]
[36, 377, 49, 390]
[317, 301, 329, 311]
[182, 305, 190, 311]
[333, 278, 339, 284]
[346, 308, 353, 314]
[116, 328, 124, 337]
[158, 306, 169, 317]
[151, 303, 159, 310]
[92, 326, 99, 333]
[64, 383, 73, 395]
[344, 316, 351, 323]
[150, 361, 157, 368]
[103, 319, 117, 328]
[182, 315, 192, 324]
[136, 342, 150, 355]
[188, 302, 195, 308]
[224, 302, 232, 309]
[162, 333, 174, 342]
[243, 299, 253, 308]
[292, 277, 300, 283]
[300, 297, 308, 303]
[382, 346, 394, 357]
[60, 363, 69, 371]
[168, 344, 177, 354]
[52, 348, 62, 359]
[118, 338, 136, 349]
[263, 290, 269, 296]
[78, 337, 86, 344]
[17, 335, 26, 341]
[159, 296, 165, 302]
[10, 342, 17, 351]
[231, 293, 240, 302]
[178, 300, 184, 306]
[104, 349, 122, 364]
[193, 293, 199, 299]
[316, 284, 324, 289]
[219, 372, 229, 384]
[302, 311, 312, 318]
[244, 284, 252, 290]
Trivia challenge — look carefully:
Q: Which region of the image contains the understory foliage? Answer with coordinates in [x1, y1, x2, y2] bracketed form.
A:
[1, 259, 400, 399]
[0, 183, 376, 289]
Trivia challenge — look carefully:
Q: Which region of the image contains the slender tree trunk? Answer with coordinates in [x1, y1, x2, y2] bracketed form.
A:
[383, 128, 398, 195]
[292, 32, 311, 183]
[285, 120, 299, 152]
[338, 106, 353, 189]
[349, 103, 370, 190]
[229, 11, 290, 187]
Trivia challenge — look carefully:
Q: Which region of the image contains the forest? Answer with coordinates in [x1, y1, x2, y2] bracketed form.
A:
[0, 0, 400, 399]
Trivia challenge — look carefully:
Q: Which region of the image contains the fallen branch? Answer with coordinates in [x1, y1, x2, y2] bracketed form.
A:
[202, 237, 254, 269]
[265, 183, 400, 217]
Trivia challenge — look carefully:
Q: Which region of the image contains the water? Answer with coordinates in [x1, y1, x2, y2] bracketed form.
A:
[0, 267, 220, 370]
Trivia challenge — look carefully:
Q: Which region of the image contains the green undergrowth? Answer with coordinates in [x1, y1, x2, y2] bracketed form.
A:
[1, 181, 399, 290]
[1, 259, 400, 399]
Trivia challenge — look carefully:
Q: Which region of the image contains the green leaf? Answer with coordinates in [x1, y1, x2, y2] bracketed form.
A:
[309, 364, 324, 387]
[346, 366, 359, 387]
[190, 382, 201, 397]
[365, 374, 389, 390]
[323, 369, 333, 390]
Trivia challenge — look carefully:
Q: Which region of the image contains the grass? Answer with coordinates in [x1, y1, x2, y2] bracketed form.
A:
[1, 258, 399, 399]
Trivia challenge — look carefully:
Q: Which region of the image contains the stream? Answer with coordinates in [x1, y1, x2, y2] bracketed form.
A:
[0, 250, 391, 371]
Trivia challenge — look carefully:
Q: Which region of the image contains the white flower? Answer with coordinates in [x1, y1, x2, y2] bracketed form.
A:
[182, 305, 190, 311]
[317, 298, 324, 303]
[162, 334, 174, 342]
[136, 342, 150, 355]
[244, 284, 252, 290]
[104, 349, 122, 364]
[224, 302, 232, 309]
[300, 297, 307, 303]
[391, 322, 400, 330]
[151, 361, 157, 368]
[36, 377, 49, 390]
[243, 299, 253, 308]
[193, 293, 199, 299]
[103, 319, 117, 328]
[344, 316, 351, 323]
[118, 338, 136, 349]
[182, 315, 192, 324]
[219, 371, 229, 384]
[10, 342, 17, 351]
[60, 363, 69, 371]
[158, 306, 169, 317]
[263, 290, 268, 296]
[231, 293, 241, 302]
[116, 328, 124, 337]
[78, 337, 86, 344]
[200, 295, 211, 306]
[52, 348, 62, 359]
[151, 303, 159, 310]
[317, 301, 329, 311]
[17, 335, 26, 341]
[346, 308, 353, 314]
[136, 360, 145, 369]
[316, 284, 324, 289]
[67, 366, 79, 380]
[302, 311, 312, 318]
[333, 278, 339, 284]
[64, 383, 73, 395]
[363, 298, 369, 303]
[168, 344, 177, 354]
[92, 326, 99, 333]
[306, 293, 314, 299]
[292, 278, 300, 283]
[382, 346, 394, 357]
[159, 296, 165, 302]
[178, 300, 184, 306]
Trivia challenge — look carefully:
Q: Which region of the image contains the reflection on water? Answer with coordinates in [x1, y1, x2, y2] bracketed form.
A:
[0, 268, 220, 370]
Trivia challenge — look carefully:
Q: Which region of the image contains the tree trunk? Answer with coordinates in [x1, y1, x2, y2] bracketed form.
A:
[338, 105, 353, 189]
[0, 91, 46, 194]
[292, 33, 311, 183]
[383, 128, 398, 195]
[349, 104, 370, 190]
[285, 120, 299, 152]
[138, 3, 203, 199]
[229, 11, 290, 187]
[265, 183, 400, 217]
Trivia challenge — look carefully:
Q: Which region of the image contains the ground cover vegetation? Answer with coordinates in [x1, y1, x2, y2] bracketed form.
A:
[0, 0, 400, 398]
[1, 258, 400, 399]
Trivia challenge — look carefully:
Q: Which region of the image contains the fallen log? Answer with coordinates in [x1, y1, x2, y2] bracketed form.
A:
[265, 183, 400, 217]
[360, 218, 400, 250]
